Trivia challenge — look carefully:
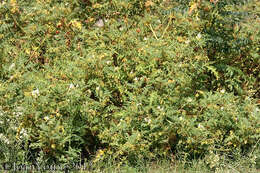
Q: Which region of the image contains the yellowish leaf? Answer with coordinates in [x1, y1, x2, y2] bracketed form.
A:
[188, 3, 198, 15]
[93, 3, 101, 8]
[145, 0, 155, 8]
[177, 36, 186, 43]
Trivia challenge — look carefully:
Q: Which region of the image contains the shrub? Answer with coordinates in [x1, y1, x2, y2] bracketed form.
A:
[0, 0, 259, 168]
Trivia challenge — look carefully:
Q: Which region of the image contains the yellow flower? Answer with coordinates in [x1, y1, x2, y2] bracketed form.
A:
[93, 149, 105, 162]
[10, 0, 18, 13]
[51, 144, 56, 149]
[70, 20, 82, 30]
[189, 2, 198, 15]
[93, 3, 102, 9]
[10, 0, 17, 6]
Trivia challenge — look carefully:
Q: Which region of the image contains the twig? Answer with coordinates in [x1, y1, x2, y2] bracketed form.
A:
[148, 24, 158, 40]
[10, 13, 26, 34]
[162, 15, 173, 39]
[249, 138, 260, 157]
[29, 36, 48, 60]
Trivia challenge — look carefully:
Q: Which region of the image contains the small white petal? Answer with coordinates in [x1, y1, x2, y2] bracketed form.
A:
[95, 19, 104, 28]
[9, 63, 15, 70]
[44, 116, 49, 121]
[196, 33, 202, 39]
[69, 83, 75, 89]
[220, 89, 225, 93]
[32, 88, 40, 97]
[187, 98, 192, 102]
[185, 40, 190, 44]
[198, 123, 205, 129]
[144, 117, 151, 123]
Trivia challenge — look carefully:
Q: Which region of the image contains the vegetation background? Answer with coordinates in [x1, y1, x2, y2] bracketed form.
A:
[0, 0, 259, 172]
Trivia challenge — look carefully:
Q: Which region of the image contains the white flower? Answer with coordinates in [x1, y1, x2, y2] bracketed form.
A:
[69, 83, 75, 90]
[187, 97, 192, 102]
[20, 128, 28, 138]
[198, 123, 205, 129]
[157, 106, 163, 111]
[13, 111, 22, 117]
[44, 116, 49, 121]
[32, 88, 39, 97]
[137, 103, 142, 106]
[134, 77, 138, 81]
[179, 117, 183, 121]
[185, 40, 190, 44]
[196, 33, 202, 39]
[0, 134, 10, 144]
[144, 37, 148, 41]
[9, 63, 15, 71]
[13, 106, 23, 117]
[220, 89, 225, 93]
[144, 117, 151, 123]
[95, 19, 104, 28]
[106, 61, 111, 65]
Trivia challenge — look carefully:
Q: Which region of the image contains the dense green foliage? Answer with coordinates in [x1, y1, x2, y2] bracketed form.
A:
[0, 0, 259, 170]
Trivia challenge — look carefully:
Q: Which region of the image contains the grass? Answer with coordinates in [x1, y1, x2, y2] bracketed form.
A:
[68, 150, 260, 173]
[74, 158, 260, 173]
